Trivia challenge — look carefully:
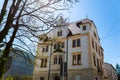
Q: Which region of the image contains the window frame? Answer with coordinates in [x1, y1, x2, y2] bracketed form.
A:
[93, 55, 96, 67]
[72, 39, 76, 47]
[58, 55, 63, 64]
[57, 30, 62, 37]
[77, 54, 81, 65]
[40, 77, 44, 80]
[77, 39, 80, 47]
[61, 42, 64, 48]
[46, 46, 49, 52]
[41, 59, 44, 68]
[92, 39, 94, 48]
[82, 25, 86, 30]
[75, 76, 80, 80]
[54, 55, 57, 64]
[72, 53, 81, 65]
[72, 55, 76, 65]
[40, 59, 47, 68]
[72, 38, 81, 48]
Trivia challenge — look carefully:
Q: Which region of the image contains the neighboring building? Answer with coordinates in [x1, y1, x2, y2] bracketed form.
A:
[3, 48, 35, 80]
[104, 63, 117, 80]
[33, 18, 106, 80]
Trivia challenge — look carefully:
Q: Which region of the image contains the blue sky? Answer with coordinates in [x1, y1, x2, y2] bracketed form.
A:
[0, 0, 120, 67]
[67, 0, 120, 67]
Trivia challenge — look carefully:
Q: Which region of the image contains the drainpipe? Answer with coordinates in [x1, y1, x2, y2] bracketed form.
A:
[48, 41, 53, 80]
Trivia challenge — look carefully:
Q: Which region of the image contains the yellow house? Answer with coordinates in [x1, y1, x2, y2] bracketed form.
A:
[33, 18, 106, 80]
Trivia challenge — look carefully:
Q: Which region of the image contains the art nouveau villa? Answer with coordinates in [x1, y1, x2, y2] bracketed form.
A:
[33, 18, 106, 80]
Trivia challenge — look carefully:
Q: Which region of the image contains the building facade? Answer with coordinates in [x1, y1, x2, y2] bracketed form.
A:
[104, 63, 117, 80]
[33, 18, 106, 80]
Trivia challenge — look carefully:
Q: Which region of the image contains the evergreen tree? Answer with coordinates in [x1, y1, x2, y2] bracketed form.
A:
[116, 64, 120, 80]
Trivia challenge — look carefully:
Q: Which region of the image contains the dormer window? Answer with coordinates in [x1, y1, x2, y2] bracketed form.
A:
[83, 26, 86, 30]
[57, 30, 62, 37]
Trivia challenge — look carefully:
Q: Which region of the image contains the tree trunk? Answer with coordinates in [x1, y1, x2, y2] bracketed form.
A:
[0, 0, 8, 23]
[0, 0, 25, 79]
[0, 0, 21, 43]
[0, 24, 18, 79]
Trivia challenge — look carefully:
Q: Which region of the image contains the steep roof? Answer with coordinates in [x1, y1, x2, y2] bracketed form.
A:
[67, 18, 93, 35]
[40, 18, 95, 40]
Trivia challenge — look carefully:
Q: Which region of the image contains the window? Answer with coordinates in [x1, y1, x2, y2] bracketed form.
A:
[41, 59, 47, 68]
[75, 76, 80, 80]
[101, 50, 103, 56]
[94, 31, 97, 39]
[54, 55, 57, 64]
[72, 39, 81, 47]
[92, 39, 94, 48]
[40, 77, 44, 80]
[58, 55, 63, 64]
[77, 39, 80, 47]
[54, 55, 63, 64]
[99, 60, 102, 68]
[99, 48, 101, 55]
[54, 42, 64, 49]
[44, 59, 47, 67]
[72, 40, 76, 47]
[42, 48, 45, 53]
[42, 46, 49, 52]
[93, 55, 96, 67]
[54, 43, 60, 49]
[54, 44, 57, 49]
[77, 54, 81, 65]
[83, 26, 86, 30]
[95, 42, 97, 52]
[41, 59, 44, 67]
[72, 54, 81, 65]
[60, 31, 62, 36]
[57, 32, 59, 36]
[57, 31, 62, 37]
[46, 46, 49, 52]
[61, 42, 64, 48]
[73, 55, 76, 65]
[97, 58, 99, 68]
[58, 42, 61, 49]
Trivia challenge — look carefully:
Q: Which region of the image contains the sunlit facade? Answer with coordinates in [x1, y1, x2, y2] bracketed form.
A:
[33, 18, 106, 80]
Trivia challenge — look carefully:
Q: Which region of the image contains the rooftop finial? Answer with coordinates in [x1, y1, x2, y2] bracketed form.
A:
[86, 13, 88, 18]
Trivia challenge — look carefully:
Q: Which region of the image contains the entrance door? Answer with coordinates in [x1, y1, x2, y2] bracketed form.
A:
[54, 76, 60, 80]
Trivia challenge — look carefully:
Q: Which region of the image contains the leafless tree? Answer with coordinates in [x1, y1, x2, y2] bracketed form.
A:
[0, 0, 78, 79]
